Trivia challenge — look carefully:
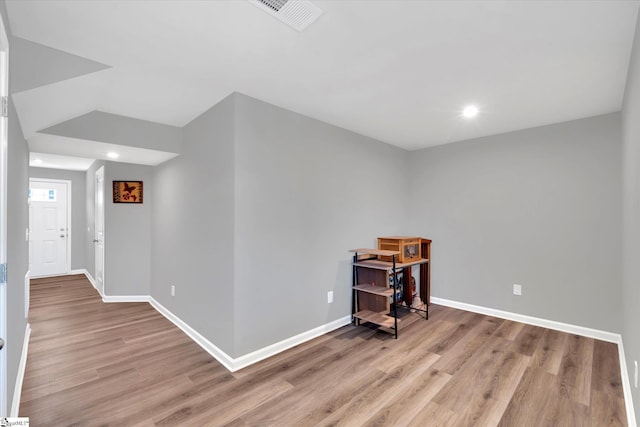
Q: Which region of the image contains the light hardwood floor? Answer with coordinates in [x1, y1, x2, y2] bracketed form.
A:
[20, 274, 626, 426]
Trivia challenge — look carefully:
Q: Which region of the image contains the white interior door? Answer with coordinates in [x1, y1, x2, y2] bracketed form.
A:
[28, 180, 70, 277]
[0, 13, 9, 416]
[95, 166, 105, 296]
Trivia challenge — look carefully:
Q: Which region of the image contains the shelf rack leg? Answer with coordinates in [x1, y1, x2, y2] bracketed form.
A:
[392, 254, 398, 339]
[419, 254, 430, 321]
[352, 253, 359, 326]
[425, 260, 429, 321]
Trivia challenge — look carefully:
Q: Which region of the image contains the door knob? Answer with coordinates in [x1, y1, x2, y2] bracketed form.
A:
[60, 234, 66, 238]
[93, 239, 99, 243]
[0, 338, 4, 350]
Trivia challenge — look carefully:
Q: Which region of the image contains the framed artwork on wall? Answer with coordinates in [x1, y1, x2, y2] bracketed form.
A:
[113, 181, 143, 203]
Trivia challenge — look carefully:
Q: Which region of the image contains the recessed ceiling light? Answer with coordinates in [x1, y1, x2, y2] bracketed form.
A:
[462, 105, 479, 118]
[106, 152, 119, 159]
[33, 158, 43, 164]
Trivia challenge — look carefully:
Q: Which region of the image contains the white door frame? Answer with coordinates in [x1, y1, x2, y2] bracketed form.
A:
[94, 166, 105, 297]
[0, 12, 9, 417]
[28, 178, 72, 277]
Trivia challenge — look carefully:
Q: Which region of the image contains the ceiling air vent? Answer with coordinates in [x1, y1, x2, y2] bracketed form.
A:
[249, 0, 323, 32]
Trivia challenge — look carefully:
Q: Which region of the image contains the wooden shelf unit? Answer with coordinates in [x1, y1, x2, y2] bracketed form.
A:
[350, 242, 431, 338]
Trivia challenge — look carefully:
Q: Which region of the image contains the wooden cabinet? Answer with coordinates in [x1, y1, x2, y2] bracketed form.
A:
[377, 236, 421, 263]
[350, 241, 431, 338]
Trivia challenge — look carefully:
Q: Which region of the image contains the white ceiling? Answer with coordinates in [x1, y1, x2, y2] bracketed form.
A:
[30, 152, 95, 171]
[28, 134, 179, 167]
[6, 0, 640, 154]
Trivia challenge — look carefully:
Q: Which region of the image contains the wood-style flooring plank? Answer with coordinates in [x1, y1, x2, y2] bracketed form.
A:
[407, 401, 458, 426]
[529, 328, 568, 375]
[498, 367, 559, 426]
[361, 368, 451, 426]
[559, 334, 595, 406]
[590, 390, 627, 427]
[313, 352, 441, 427]
[493, 318, 526, 341]
[21, 275, 627, 426]
[512, 324, 546, 357]
[592, 340, 625, 398]
[430, 319, 504, 375]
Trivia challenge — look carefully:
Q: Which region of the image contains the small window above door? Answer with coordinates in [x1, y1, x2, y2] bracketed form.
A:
[29, 188, 57, 202]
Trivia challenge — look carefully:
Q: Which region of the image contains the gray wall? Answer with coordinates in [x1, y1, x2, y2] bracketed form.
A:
[85, 160, 152, 296]
[149, 92, 408, 357]
[232, 93, 407, 356]
[29, 167, 86, 271]
[150, 94, 236, 355]
[148, 93, 624, 361]
[84, 160, 105, 281]
[2, 0, 30, 413]
[104, 162, 152, 296]
[5, 98, 29, 416]
[622, 8, 640, 422]
[408, 113, 622, 333]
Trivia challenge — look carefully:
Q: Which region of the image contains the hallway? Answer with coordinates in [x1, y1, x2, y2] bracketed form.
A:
[20, 274, 223, 425]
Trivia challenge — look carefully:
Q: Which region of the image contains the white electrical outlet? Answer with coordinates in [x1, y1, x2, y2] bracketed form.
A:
[327, 291, 334, 304]
[513, 284, 522, 296]
[635, 360, 638, 388]
[171, 285, 175, 297]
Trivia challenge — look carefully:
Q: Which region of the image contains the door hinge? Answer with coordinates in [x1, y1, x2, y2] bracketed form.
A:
[1, 96, 7, 118]
[0, 263, 6, 283]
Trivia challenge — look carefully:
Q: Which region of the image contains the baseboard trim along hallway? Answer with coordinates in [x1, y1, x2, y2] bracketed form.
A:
[79, 269, 103, 298]
[11, 323, 30, 417]
[81, 268, 353, 372]
[103, 295, 150, 303]
[430, 296, 619, 342]
[148, 296, 351, 372]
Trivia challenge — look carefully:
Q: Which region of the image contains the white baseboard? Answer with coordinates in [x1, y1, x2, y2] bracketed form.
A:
[31, 270, 85, 279]
[232, 315, 352, 371]
[11, 323, 30, 417]
[102, 295, 150, 303]
[148, 296, 351, 372]
[431, 296, 636, 427]
[76, 270, 146, 303]
[430, 296, 620, 343]
[79, 270, 104, 299]
[84, 271, 97, 289]
[24, 271, 29, 319]
[148, 297, 237, 371]
[617, 339, 637, 427]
